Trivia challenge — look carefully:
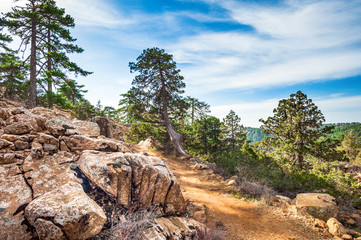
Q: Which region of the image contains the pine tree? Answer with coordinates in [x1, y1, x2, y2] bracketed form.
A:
[40, 0, 91, 107]
[128, 47, 189, 157]
[223, 110, 246, 151]
[260, 90, 337, 169]
[0, 26, 28, 99]
[3, 0, 90, 108]
[185, 96, 210, 124]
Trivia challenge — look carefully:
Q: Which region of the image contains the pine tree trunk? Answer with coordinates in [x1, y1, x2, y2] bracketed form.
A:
[47, 27, 52, 108]
[162, 107, 190, 157]
[28, 11, 37, 109]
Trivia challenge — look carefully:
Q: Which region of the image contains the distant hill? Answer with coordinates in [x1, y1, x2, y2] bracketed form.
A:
[245, 127, 268, 143]
[245, 122, 361, 143]
[325, 122, 361, 139]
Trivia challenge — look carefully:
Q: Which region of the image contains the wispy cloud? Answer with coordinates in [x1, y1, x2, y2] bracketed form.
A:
[169, 0, 361, 92]
[57, 0, 134, 28]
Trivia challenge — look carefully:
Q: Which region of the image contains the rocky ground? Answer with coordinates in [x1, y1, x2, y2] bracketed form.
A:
[1, 99, 361, 240]
[0, 101, 204, 239]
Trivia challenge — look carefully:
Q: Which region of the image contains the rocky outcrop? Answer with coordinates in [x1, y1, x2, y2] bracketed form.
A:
[45, 117, 100, 137]
[1, 102, 202, 239]
[22, 152, 79, 198]
[92, 116, 130, 141]
[61, 135, 131, 153]
[291, 193, 338, 221]
[25, 183, 106, 240]
[78, 151, 186, 215]
[143, 217, 205, 240]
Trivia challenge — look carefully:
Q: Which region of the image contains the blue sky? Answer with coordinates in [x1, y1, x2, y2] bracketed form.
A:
[1, 0, 361, 127]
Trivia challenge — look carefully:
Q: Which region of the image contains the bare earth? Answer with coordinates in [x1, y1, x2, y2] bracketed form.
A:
[134, 145, 328, 240]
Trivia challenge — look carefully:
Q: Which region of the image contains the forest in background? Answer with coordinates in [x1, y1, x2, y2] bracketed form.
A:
[1, 0, 361, 210]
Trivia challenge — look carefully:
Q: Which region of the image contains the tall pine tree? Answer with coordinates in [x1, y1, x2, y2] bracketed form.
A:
[127, 47, 190, 157]
[3, 0, 90, 108]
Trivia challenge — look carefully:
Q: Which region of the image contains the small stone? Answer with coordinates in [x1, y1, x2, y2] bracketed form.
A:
[227, 179, 236, 186]
[346, 218, 356, 225]
[60, 141, 69, 151]
[327, 218, 347, 237]
[43, 143, 58, 153]
[314, 219, 327, 228]
[341, 234, 353, 240]
[14, 140, 30, 150]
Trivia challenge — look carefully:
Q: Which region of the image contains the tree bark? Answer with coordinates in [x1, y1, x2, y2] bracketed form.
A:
[162, 107, 190, 157]
[159, 70, 190, 158]
[47, 26, 52, 108]
[28, 3, 37, 109]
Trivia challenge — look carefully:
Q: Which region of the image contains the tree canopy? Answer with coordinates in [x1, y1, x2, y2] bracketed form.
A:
[260, 90, 339, 168]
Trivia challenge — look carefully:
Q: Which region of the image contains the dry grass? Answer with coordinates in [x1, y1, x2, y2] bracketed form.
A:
[96, 207, 156, 240]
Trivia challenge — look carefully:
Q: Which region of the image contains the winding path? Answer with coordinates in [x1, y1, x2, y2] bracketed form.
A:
[134, 145, 328, 240]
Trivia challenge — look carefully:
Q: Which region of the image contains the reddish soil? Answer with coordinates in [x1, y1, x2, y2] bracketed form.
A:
[134, 145, 329, 240]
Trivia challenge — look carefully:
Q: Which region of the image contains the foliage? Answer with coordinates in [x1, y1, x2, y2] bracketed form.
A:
[339, 131, 361, 165]
[327, 122, 361, 139]
[236, 143, 361, 206]
[260, 90, 340, 169]
[2, 0, 90, 108]
[125, 122, 167, 145]
[184, 116, 222, 159]
[69, 99, 96, 120]
[222, 110, 246, 152]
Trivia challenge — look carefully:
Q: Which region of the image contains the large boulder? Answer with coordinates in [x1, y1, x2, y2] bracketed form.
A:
[78, 151, 186, 215]
[45, 117, 100, 137]
[291, 193, 338, 221]
[25, 183, 106, 240]
[0, 164, 33, 240]
[22, 152, 79, 198]
[61, 135, 131, 153]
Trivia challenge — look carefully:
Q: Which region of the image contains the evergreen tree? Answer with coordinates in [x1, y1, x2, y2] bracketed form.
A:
[187, 116, 222, 157]
[127, 47, 189, 157]
[260, 90, 337, 169]
[185, 96, 210, 124]
[0, 25, 28, 98]
[40, 0, 91, 107]
[340, 131, 361, 163]
[3, 0, 90, 108]
[223, 110, 246, 151]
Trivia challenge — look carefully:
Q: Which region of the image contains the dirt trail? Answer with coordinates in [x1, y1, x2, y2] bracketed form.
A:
[134, 145, 327, 240]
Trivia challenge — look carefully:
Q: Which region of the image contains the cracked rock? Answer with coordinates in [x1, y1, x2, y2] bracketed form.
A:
[25, 183, 106, 240]
[0, 164, 33, 240]
[78, 150, 186, 215]
[22, 152, 79, 198]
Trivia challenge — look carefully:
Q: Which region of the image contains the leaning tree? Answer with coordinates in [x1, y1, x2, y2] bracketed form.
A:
[259, 90, 338, 169]
[127, 47, 190, 157]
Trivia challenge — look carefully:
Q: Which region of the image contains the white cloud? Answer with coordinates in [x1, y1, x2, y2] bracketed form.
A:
[169, 0, 361, 92]
[0, 0, 133, 28]
[57, 0, 134, 28]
